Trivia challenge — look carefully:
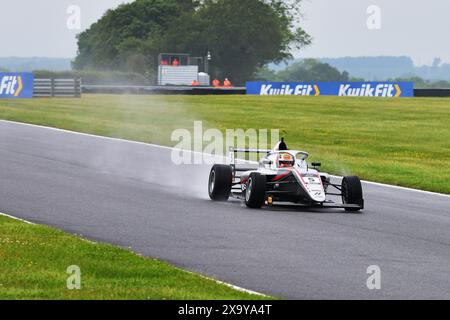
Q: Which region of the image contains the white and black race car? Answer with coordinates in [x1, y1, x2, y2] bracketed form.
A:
[208, 139, 364, 212]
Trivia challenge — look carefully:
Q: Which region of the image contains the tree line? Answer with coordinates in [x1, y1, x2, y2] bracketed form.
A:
[255, 59, 355, 82]
[73, 0, 311, 85]
[254, 60, 450, 88]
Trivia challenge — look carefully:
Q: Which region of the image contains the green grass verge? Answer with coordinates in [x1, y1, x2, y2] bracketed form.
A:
[0, 94, 448, 193]
[0, 215, 268, 300]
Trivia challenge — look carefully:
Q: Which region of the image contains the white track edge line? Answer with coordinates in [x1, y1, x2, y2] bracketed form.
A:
[0, 212, 35, 224]
[185, 271, 267, 297]
[1, 119, 449, 198]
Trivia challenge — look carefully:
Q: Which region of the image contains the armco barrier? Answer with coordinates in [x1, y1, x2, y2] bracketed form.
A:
[81, 85, 246, 95]
[3, 74, 448, 98]
[33, 78, 81, 98]
[77, 83, 450, 97]
[414, 89, 450, 97]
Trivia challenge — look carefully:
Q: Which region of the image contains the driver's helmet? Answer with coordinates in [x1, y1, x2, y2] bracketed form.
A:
[277, 153, 295, 168]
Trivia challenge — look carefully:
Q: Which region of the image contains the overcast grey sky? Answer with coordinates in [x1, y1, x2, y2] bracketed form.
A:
[0, 0, 449, 65]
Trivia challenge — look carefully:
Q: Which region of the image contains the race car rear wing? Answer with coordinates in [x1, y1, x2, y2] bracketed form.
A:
[229, 147, 271, 171]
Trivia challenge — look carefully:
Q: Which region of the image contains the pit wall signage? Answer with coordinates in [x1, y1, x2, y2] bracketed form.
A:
[0, 73, 34, 99]
[246, 82, 414, 97]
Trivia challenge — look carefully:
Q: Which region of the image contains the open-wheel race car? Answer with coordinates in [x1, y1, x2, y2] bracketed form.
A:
[208, 139, 364, 212]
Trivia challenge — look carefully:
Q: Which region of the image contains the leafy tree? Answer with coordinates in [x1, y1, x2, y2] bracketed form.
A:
[430, 80, 450, 88]
[392, 76, 450, 89]
[191, 0, 311, 84]
[253, 65, 280, 81]
[276, 59, 350, 82]
[73, 0, 311, 84]
[73, 0, 197, 72]
[255, 61, 450, 88]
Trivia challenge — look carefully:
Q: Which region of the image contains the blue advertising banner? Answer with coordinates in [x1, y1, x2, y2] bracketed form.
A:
[0, 73, 34, 99]
[246, 82, 414, 97]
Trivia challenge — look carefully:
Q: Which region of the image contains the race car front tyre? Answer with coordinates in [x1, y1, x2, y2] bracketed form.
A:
[245, 173, 266, 209]
[209, 165, 233, 201]
[342, 176, 364, 212]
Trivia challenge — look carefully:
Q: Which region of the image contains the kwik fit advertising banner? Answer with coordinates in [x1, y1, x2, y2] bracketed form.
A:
[246, 82, 414, 97]
[0, 73, 34, 99]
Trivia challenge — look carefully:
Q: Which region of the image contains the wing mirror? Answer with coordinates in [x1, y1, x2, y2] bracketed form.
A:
[262, 159, 273, 166]
[311, 162, 321, 168]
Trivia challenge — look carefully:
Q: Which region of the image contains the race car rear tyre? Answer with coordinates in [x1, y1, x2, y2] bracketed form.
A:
[209, 165, 233, 201]
[245, 173, 266, 209]
[342, 176, 364, 212]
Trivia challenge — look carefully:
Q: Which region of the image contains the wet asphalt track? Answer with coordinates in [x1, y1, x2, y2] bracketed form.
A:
[1, 120, 450, 299]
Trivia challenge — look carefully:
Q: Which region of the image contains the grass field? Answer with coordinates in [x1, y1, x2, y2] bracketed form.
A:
[0, 94, 448, 194]
[0, 215, 267, 300]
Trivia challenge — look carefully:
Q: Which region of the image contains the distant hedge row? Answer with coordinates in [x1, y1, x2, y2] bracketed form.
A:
[32, 70, 151, 86]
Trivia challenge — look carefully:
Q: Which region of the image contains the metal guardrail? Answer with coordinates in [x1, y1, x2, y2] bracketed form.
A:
[32, 81, 450, 97]
[82, 86, 450, 97]
[414, 89, 450, 97]
[34, 78, 82, 98]
[81, 85, 246, 95]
